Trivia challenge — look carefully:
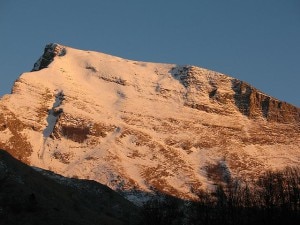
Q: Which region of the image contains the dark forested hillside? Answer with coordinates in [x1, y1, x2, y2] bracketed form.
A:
[0, 149, 140, 225]
[140, 167, 300, 225]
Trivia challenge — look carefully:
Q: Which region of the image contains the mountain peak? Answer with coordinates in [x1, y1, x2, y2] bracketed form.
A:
[0, 44, 299, 204]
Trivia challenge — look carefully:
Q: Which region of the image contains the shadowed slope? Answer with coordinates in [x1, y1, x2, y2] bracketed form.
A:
[0, 149, 140, 225]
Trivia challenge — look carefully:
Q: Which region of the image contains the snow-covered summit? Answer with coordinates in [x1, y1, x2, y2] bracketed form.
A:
[0, 44, 299, 203]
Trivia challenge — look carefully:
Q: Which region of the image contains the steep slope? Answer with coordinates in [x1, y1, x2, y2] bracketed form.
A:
[0, 43, 299, 203]
[0, 149, 140, 225]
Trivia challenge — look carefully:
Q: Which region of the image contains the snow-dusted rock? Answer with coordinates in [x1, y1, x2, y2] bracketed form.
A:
[32, 43, 66, 71]
[0, 44, 299, 204]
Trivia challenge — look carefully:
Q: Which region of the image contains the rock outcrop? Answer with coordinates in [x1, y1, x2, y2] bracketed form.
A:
[232, 79, 300, 123]
[32, 43, 66, 71]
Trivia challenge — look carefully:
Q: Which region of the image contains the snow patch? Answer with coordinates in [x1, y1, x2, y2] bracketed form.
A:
[43, 90, 64, 138]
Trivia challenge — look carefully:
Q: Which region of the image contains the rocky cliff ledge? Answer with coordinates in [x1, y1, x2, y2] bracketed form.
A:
[232, 79, 300, 123]
[32, 43, 66, 71]
[173, 66, 299, 123]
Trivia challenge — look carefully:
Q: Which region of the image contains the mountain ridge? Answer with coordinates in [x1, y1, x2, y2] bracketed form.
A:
[0, 43, 299, 203]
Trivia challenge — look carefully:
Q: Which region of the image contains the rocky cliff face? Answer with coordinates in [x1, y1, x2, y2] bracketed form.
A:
[32, 43, 66, 71]
[0, 44, 299, 203]
[232, 79, 300, 123]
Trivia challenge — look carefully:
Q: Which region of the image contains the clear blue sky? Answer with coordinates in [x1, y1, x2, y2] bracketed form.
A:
[1, 0, 299, 106]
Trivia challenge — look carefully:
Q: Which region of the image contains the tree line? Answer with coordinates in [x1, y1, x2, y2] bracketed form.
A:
[140, 167, 300, 225]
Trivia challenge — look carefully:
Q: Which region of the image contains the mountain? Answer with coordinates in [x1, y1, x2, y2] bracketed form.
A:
[0, 149, 140, 225]
[0, 43, 299, 203]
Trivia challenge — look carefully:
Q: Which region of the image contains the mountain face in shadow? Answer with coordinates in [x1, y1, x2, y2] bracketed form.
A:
[0, 149, 140, 225]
